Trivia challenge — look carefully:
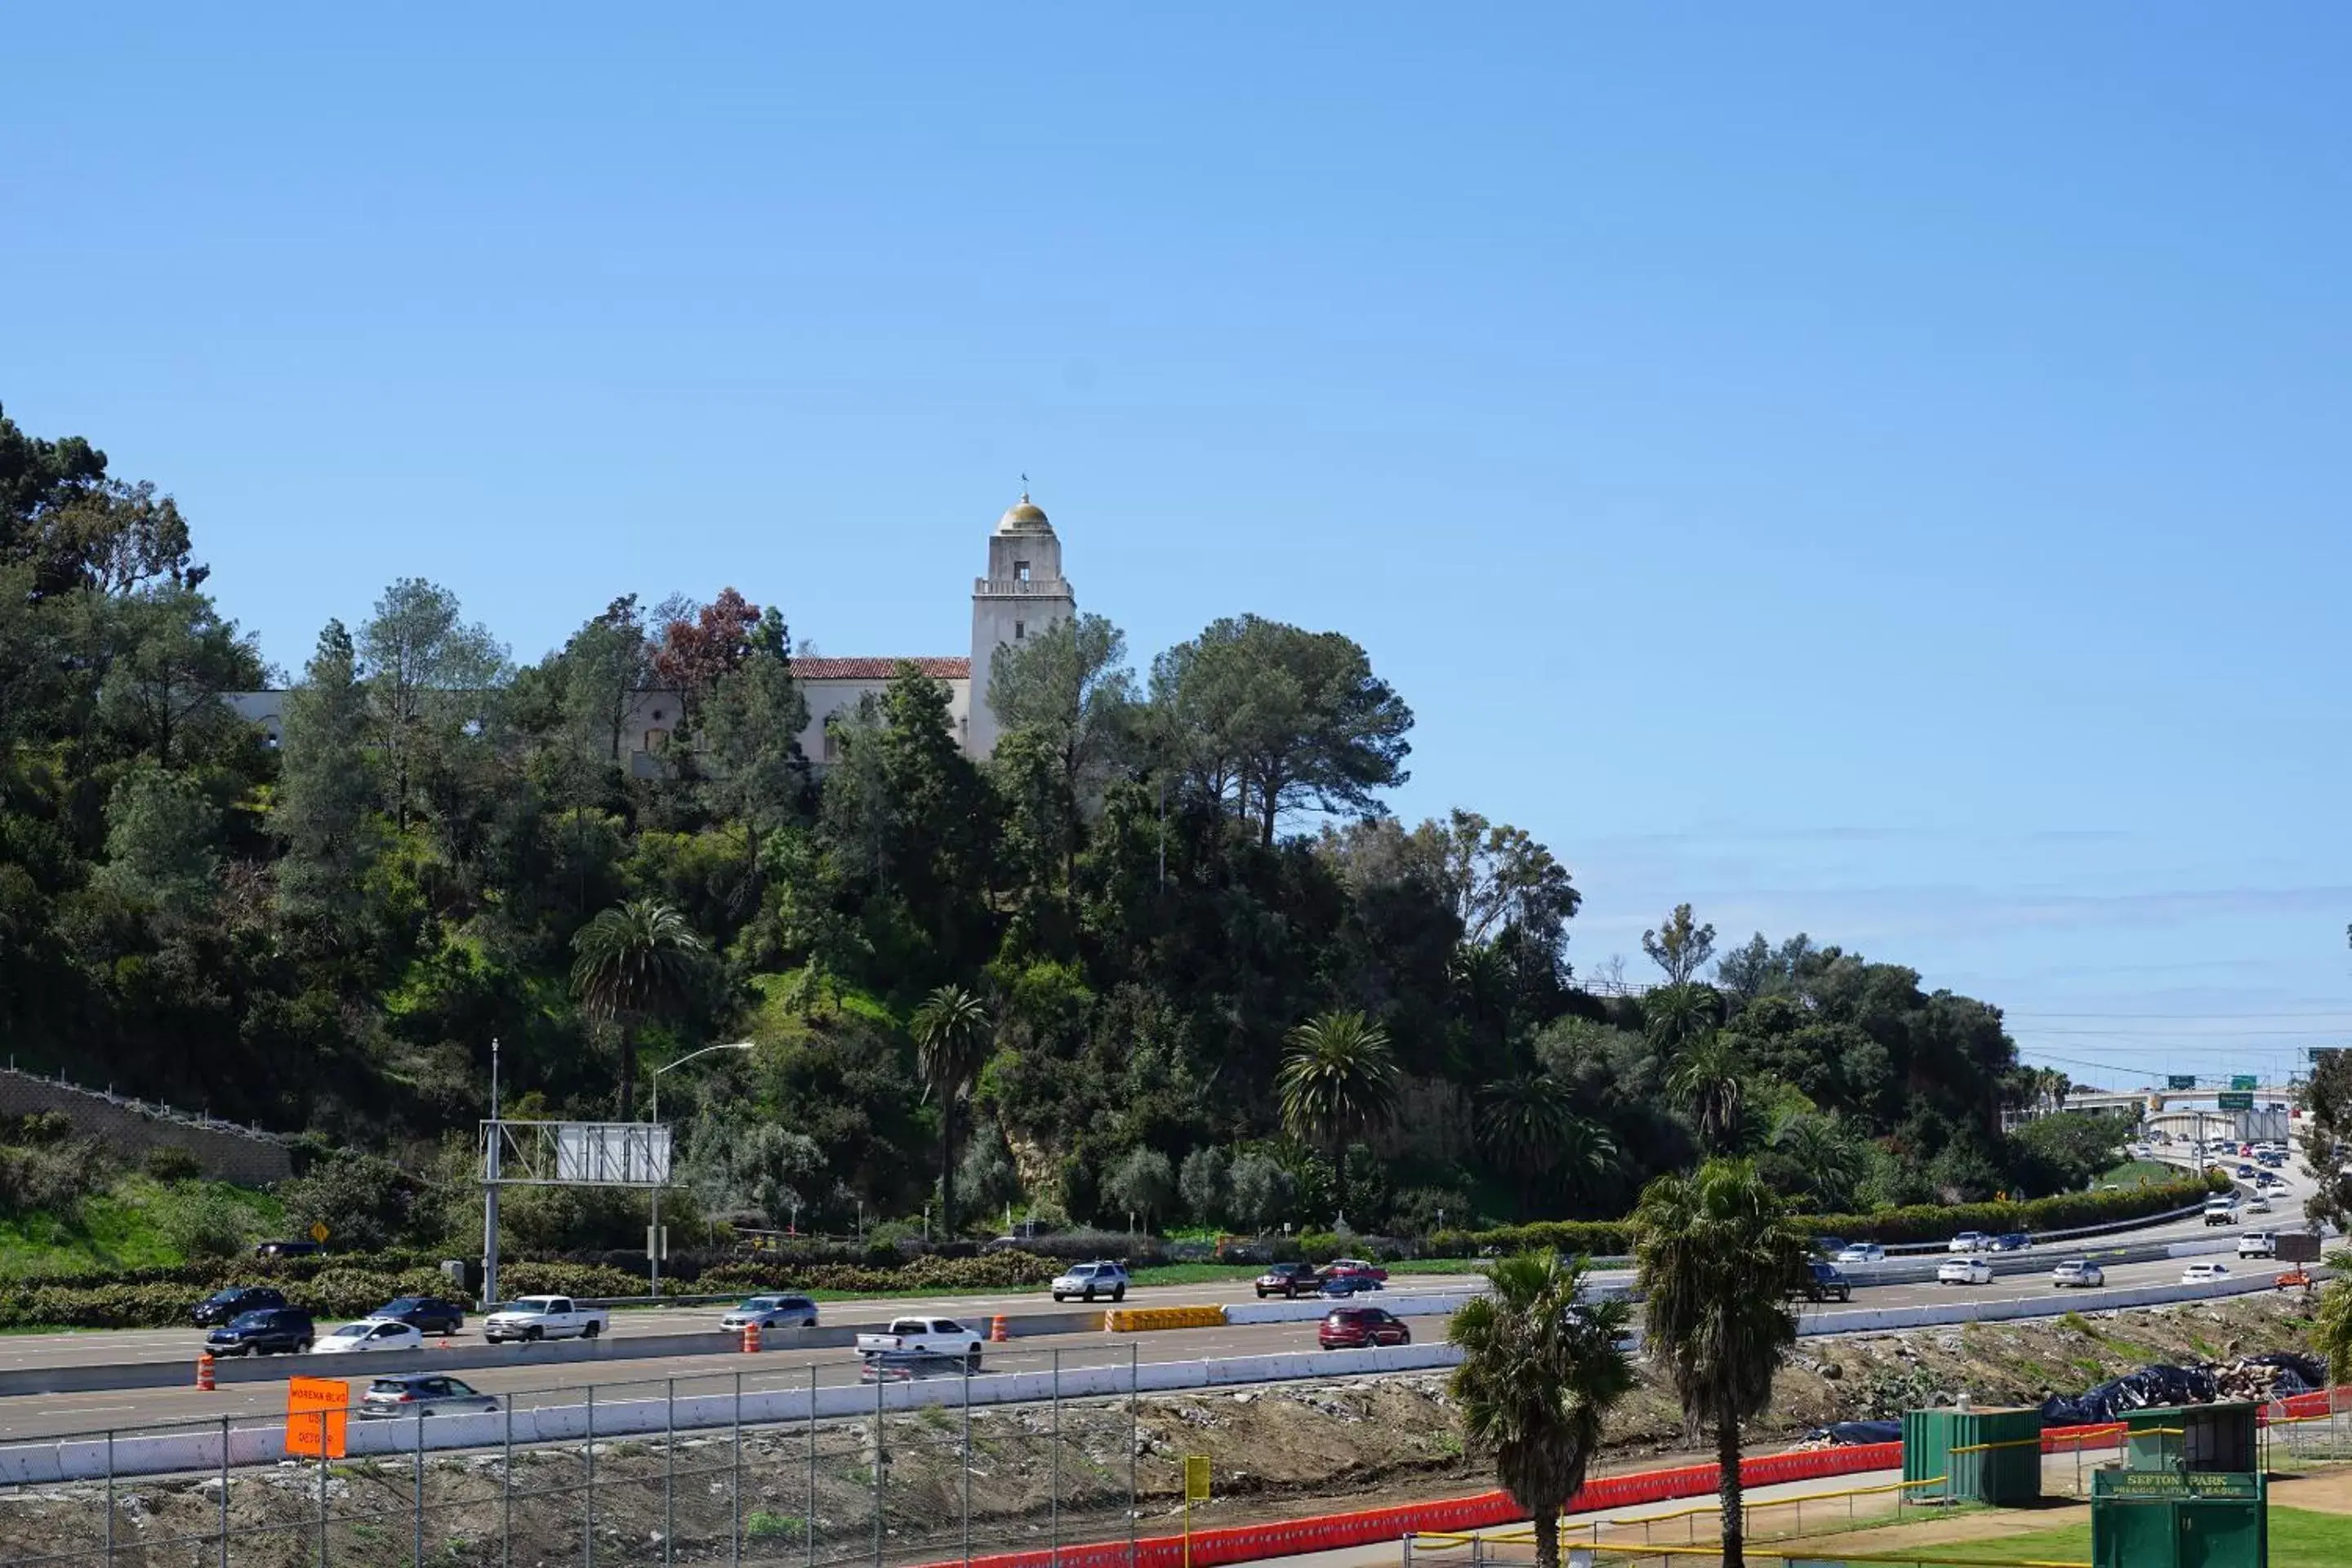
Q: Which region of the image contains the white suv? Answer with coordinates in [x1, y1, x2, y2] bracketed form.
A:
[1049, 1261, 1130, 1303]
[2238, 1232, 2277, 1259]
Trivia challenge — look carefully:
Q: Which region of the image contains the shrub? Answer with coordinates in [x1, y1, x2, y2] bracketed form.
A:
[1101, 1148, 1176, 1228]
[145, 1147, 203, 1183]
[153, 1183, 255, 1261]
[1178, 1147, 1230, 1227]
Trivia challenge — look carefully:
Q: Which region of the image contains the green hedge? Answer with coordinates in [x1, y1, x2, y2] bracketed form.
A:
[697, 1251, 1056, 1295]
[1793, 1174, 2225, 1246]
[0, 1265, 460, 1331]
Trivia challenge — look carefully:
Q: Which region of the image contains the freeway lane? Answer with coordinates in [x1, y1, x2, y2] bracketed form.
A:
[0, 1250, 2301, 1443]
[0, 1275, 1489, 1373]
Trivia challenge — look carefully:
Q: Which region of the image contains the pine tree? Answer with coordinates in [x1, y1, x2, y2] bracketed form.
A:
[274, 620, 381, 947]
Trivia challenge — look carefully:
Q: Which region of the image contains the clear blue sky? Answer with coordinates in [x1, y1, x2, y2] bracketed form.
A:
[8, 7, 2348, 1085]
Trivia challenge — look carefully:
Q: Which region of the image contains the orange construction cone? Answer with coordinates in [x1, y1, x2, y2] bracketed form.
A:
[195, 1352, 216, 1392]
[991, 1315, 1010, 1343]
[742, 1322, 760, 1354]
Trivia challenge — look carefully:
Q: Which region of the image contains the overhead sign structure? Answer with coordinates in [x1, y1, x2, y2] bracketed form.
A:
[2217, 1092, 2254, 1111]
[2230, 1075, 2257, 1091]
[2167, 1074, 2198, 1090]
[483, 1120, 672, 1187]
[285, 1377, 350, 1459]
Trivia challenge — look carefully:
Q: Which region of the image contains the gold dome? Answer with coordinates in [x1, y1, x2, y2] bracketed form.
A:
[996, 492, 1053, 534]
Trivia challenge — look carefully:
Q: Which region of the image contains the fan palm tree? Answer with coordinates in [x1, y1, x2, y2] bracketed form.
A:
[1448, 1251, 1634, 1568]
[1477, 1072, 1575, 1177]
[1276, 1011, 1400, 1221]
[1641, 981, 1718, 1055]
[1771, 1112, 1866, 1213]
[570, 898, 708, 1119]
[1667, 1033, 1749, 1156]
[911, 984, 993, 1233]
[1633, 1159, 1810, 1568]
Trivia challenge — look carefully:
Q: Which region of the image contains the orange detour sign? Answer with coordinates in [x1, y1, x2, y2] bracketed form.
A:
[285, 1377, 351, 1459]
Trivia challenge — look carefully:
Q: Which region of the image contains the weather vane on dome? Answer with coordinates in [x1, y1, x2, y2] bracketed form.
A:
[1019, 471, 1030, 499]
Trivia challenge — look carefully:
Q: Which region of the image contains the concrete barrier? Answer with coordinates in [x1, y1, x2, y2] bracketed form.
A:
[1104, 1305, 1227, 1332]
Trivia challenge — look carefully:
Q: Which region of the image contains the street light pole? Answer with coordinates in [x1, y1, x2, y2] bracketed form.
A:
[648, 1041, 755, 1294]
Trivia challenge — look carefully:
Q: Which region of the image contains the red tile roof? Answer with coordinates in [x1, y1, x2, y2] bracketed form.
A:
[795, 657, 970, 681]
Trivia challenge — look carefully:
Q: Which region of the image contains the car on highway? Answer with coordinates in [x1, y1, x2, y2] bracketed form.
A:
[1318, 1306, 1411, 1349]
[371, 1296, 466, 1335]
[194, 1285, 287, 1327]
[2203, 1200, 2238, 1227]
[1946, 1232, 1992, 1254]
[1797, 1262, 1853, 1303]
[1321, 1258, 1388, 1290]
[2237, 1164, 2258, 1180]
[206, 1307, 316, 1356]
[1319, 1269, 1381, 1297]
[720, 1295, 819, 1331]
[2247, 1194, 2271, 1214]
[1990, 1232, 2031, 1253]
[1254, 1262, 1322, 1298]
[1836, 1243, 1886, 1264]
[314, 1319, 425, 1355]
[483, 1296, 608, 1343]
[856, 1317, 986, 1370]
[359, 1374, 500, 1419]
[2181, 1262, 2231, 1284]
[2237, 1232, 2278, 1259]
[1936, 1258, 1993, 1285]
[1049, 1261, 1130, 1303]
[2050, 1258, 2105, 1289]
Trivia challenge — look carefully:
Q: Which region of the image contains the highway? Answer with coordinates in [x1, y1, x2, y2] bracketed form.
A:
[0, 1152, 2308, 1446]
[0, 1245, 2303, 1444]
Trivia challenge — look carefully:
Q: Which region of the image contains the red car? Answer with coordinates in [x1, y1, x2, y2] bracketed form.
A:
[1255, 1263, 1321, 1298]
[1318, 1307, 1411, 1350]
[1321, 1258, 1389, 1286]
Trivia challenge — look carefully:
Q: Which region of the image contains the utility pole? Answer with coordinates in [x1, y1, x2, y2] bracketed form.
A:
[483, 1038, 501, 1310]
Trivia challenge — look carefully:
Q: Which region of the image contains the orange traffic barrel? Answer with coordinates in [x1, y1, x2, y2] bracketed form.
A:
[742, 1322, 761, 1353]
[195, 1352, 216, 1392]
[990, 1315, 1009, 1343]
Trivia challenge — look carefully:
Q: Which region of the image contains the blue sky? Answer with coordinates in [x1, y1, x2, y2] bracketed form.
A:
[7, 7, 2348, 1085]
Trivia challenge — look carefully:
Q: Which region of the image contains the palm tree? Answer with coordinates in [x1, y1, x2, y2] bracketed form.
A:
[1641, 981, 1717, 1054]
[1277, 1010, 1400, 1222]
[911, 984, 993, 1234]
[1477, 1074, 1619, 1210]
[1477, 1072, 1575, 1177]
[1448, 1251, 1634, 1568]
[1633, 1159, 1810, 1568]
[1667, 1033, 1748, 1155]
[570, 898, 707, 1120]
[1771, 1112, 1865, 1212]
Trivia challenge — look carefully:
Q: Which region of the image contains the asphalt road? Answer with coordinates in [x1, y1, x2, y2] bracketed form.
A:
[0, 1154, 2308, 1444]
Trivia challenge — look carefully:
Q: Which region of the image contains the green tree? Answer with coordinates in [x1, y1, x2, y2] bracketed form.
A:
[96, 585, 265, 768]
[359, 577, 509, 828]
[1642, 903, 1717, 985]
[1102, 1145, 1176, 1230]
[1476, 1072, 1575, 1178]
[911, 984, 993, 1233]
[570, 898, 708, 1119]
[92, 767, 220, 922]
[1178, 1145, 1231, 1225]
[1150, 615, 1413, 846]
[1634, 1159, 1808, 1568]
[559, 595, 650, 764]
[987, 612, 1137, 887]
[1668, 1033, 1749, 1156]
[701, 608, 810, 837]
[1277, 1011, 1400, 1221]
[2300, 1046, 2352, 1232]
[1227, 1152, 1296, 1231]
[1448, 1251, 1635, 1568]
[274, 619, 381, 946]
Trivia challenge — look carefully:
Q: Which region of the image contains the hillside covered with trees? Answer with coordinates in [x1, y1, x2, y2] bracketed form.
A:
[0, 404, 2118, 1255]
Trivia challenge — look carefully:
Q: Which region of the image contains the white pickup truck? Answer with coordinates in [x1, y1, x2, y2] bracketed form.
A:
[854, 1316, 985, 1370]
[483, 1296, 610, 1344]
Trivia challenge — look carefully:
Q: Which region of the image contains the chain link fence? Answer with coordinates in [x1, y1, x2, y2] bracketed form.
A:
[0, 1348, 1175, 1568]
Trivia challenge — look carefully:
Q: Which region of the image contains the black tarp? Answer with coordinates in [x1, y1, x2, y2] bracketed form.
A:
[2039, 1364, 2218, 1426]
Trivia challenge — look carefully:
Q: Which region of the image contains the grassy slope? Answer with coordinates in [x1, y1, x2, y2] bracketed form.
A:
[1926, 1507, 2352, 1566]
[0, 1177, 283, 1280]
[2100, 1158, 2179, 1187]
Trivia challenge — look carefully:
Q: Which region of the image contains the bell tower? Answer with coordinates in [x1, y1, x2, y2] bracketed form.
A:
[968, 492, 1076, 757]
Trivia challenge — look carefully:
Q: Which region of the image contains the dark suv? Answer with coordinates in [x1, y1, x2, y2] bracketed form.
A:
[371, 1296, 466, 1334]
[1797, 1262, 1853, 1303]
[1255, 1263, 1321, 1298]
[207, 1307, 316, 1356]
[194, 1286, 287, 1327]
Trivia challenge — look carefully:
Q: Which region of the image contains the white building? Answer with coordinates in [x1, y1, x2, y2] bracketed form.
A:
[227, 492, 1076, 770]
